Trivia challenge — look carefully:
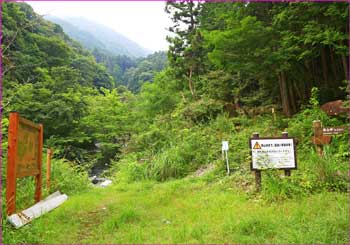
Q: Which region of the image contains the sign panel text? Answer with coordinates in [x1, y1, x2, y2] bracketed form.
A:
[250, 138, 296, 170]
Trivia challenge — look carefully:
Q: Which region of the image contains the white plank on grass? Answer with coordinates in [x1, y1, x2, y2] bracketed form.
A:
[7, 191, 68, 229]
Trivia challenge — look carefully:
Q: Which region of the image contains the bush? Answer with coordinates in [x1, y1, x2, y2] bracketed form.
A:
[49, 158, 90, 195]
[112, 154, 148, 183]
[261, 170, 311, 201]
[175, 98, 224, 123]
[147, 124, 221, 181]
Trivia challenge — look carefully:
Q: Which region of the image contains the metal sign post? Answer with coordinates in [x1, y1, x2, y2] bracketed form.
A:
[222, 141, 230, 175]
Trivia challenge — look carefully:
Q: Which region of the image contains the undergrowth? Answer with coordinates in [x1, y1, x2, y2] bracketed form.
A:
[111, 104, 348, 202]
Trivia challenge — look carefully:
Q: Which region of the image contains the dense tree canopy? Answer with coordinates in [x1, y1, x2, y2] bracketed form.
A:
[195, 2, 348, 116]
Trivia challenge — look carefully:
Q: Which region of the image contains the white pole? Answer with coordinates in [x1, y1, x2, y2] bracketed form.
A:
[225, 150, 230, 175]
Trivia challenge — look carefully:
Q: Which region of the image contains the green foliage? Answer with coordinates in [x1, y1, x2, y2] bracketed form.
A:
[48, 158, 91, 195]
[134, 70, 181, 121]
[309, 87, 320, 108]
[198, 70, 234, 101]
[260, 106, 348, 201]
[200, 2, 347, 113]
[175, 98, 224, 123]
[122, 51, 168, 92]
[111, 154, 148, 183]
[80, 88, 132, 164]
[262, 171, 311, 201]
[2, 2, 115, 165]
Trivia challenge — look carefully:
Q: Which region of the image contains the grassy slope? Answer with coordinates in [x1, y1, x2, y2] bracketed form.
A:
[3, 176, 349, 244]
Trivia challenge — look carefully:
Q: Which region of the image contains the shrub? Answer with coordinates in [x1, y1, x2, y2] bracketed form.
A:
[112, 155, 148, 183]
[175, 98, 224, 123]
[49, 158, 90, 195]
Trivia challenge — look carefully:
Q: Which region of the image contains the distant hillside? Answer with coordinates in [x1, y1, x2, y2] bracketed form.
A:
[45, 16, 151, 58]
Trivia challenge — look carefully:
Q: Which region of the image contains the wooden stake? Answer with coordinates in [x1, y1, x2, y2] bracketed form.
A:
[252, 132, 261, 192]
[272, 107, 276, 122]
[313, 120, 323, 156]
[34, 124, 43, 203]
[6, 112, 19, 215]
[255, 170, 261, 192]
[46, 148, 53, 192]
[282, 131, 291, 177]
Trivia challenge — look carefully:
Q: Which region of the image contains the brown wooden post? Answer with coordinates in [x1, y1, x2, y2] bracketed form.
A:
[313, 120, 323, 156]
[255, 171, 261, 192]
[252, 132, 261, 192]
[34, 124, 43, 203]
[282, 131, 291, 176]
[272, 107, 276, 122]
[46, 148, 53, 191]
[6, 112, 19, 215]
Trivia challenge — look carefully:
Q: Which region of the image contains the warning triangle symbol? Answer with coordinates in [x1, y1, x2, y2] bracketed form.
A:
[253, 142, 261, 149]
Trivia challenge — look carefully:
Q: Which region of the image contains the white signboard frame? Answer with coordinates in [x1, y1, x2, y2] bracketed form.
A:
[249, 137, 297, 170]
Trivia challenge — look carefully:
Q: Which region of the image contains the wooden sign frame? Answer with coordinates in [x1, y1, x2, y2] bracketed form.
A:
[6, 112, 43, 215]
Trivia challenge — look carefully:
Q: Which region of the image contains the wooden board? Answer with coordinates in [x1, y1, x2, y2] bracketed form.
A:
[312, 135, 332, 145]
[6, 112, 43, 215]
[16, 122, 40, 178]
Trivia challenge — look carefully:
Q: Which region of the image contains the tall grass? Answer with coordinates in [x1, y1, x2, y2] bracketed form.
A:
[112, 105, 348, 202]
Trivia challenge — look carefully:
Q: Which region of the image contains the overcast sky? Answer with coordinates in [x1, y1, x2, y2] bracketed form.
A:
[27, 1, 172, 52]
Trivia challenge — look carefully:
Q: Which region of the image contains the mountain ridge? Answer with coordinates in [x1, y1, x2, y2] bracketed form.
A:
[45, 15, 152, 57]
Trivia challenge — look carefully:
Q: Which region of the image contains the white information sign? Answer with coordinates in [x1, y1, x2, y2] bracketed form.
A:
[250, 138, 296, 170]
[222, 141, 229, 151]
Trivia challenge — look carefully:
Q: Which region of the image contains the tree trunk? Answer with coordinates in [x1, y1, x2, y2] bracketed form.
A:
[303, 60, 313, 98]
[288, 80, 297, 114]
[329, 47, 338, 81]
[321, 47, 328, 85]
[293, 80, 304, 102]
[279, 71, 292, 117]
[341, 54, 348, 80]
[339, 40, 348, 80]
[188, 67, 195, 97]
[311, 59, 318, 86]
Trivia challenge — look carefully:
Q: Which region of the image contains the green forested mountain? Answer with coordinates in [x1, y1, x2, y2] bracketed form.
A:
[2, 2, 126, 164]
[117, 51, 168, 92]
[89, 49, 167, 92]
[45, 15, 151, 58]
[45, 14, 167, 92]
